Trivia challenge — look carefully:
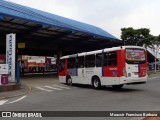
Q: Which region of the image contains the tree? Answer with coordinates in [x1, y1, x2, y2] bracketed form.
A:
[121, 27, 151, 46]
[121, 27, 160, 73]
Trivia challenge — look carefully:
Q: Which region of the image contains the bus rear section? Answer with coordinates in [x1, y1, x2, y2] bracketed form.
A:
[119, 47, 148, 85]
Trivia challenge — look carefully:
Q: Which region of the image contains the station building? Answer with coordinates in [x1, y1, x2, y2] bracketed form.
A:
[0, 0, 122, 58]
[0, 0, 156, 77]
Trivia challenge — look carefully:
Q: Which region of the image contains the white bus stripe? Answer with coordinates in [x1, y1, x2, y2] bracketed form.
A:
[44, 86, 62, 90]
[0, 100, 8, 105]
[35, 87, 53, 92]
[52, 85, 70, 89]
[7, 95, 27, 104]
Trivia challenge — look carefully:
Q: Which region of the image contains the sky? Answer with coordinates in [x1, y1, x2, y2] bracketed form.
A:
[7, 0, 160, 39]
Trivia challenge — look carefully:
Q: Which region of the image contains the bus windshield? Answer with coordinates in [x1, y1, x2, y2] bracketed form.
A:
[125, 48, 146, 64]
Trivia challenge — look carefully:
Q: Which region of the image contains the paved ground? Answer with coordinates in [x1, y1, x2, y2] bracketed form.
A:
[0, 74, 160, 120]
[0, 85, 28, 100]
[148, 70, 160, 78]
[21, 74, 59, 87]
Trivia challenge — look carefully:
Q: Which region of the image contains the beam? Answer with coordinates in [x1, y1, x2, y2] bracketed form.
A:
[0, 15, 4, 20]
[17, 24, 43, 41]
[60, 38, 115, 53]
[2, 18, 36, 29]
[38, 31, 74, 47]
[0, 24, 27, 32]
[18, 48, 57, 56]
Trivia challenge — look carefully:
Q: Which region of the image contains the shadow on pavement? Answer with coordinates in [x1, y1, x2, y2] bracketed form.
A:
[67, 84, 144, 93]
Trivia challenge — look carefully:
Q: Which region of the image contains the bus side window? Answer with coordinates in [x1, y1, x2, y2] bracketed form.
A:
[68, 58, 76, 69]
[77, 56, 84, 68]
[85, 55, 95, 68]
[96, 54, 103, 67]
[59, 59, 65, 72]
[104, 52, 108, 66]
[108, 51, 117, 66]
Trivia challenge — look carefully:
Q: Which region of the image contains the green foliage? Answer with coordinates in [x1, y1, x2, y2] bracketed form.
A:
[147, 35, 160, 48]
[154, 35, 160, 46]
[121, 27, 152, 46]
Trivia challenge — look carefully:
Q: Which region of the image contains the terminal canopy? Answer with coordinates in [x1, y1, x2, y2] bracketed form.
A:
[0, 0, 122, 56]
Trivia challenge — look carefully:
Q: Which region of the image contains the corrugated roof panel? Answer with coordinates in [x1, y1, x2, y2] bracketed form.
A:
[0, 0, 120, 41]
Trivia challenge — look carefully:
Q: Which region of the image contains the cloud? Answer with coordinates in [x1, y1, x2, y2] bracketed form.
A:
[9, 0, 160, 39]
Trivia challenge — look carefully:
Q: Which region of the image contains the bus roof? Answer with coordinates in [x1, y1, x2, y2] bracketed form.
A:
[60, 46, 146, 59]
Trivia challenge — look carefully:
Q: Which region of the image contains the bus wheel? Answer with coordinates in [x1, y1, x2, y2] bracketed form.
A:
[67, 77, 72, 86]
[92, 77, 101, 89]
[112, 84, 124, 89]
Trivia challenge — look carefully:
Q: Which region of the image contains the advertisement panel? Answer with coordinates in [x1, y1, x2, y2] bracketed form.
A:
[6, 33, 16, 82]
[0, 64, 8, 85]
[0, 64, 8, 74]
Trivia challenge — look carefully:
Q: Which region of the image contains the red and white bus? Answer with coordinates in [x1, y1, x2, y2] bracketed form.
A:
[59, 46, 148, 89]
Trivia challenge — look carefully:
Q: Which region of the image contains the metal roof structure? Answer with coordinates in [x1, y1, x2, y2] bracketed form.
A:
[0, 0, 122, 56]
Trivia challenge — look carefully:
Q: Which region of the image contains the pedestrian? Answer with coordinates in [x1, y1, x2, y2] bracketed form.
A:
[21, 63, 25, 76]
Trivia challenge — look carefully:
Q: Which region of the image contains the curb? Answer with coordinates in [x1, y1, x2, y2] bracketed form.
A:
[0, 84, 20, 92]
[0, 85, 32, 100]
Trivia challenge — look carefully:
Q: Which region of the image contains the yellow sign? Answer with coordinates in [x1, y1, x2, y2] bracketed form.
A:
[18, 43, 25, 48]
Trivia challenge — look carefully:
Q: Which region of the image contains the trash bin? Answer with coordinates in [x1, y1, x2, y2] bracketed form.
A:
[0, 64, 9, 85]
[1, 74, 8, 85]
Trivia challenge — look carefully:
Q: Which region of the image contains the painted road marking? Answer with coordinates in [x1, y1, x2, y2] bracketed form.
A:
[44, 86, 62, 90]
[6, 95, 27, 104]
[52, 85, 70, 89]
[0, 100, 8, 105]
[35, 86, 53, 92]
